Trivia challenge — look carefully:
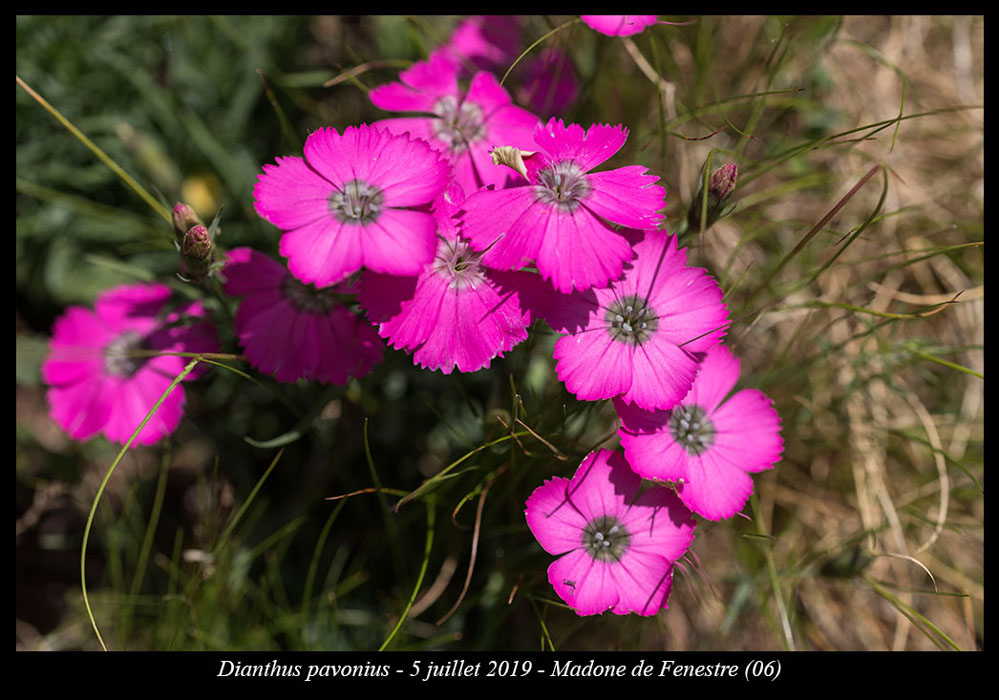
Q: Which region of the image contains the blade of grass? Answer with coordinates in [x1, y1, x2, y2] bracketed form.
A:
[749, 493, 796, 650]
[81, 356, 202, 651]
[17, 75, 172, 224]
[363, 417, 405, 580]
[213, 448, 286, 553]
[379, 495, 435, 651]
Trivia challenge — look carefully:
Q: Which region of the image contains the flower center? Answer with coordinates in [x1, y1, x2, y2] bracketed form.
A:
[328, 179, 384, 224]
[535, 160, 591, 211]
[604, 294, 659, 345]
[104, 330, 145, 377]
[431, 95, 486, 154]
[582, 515, 630, 563]
[432, 237, 485, 291]
[668, 404, 716, 456]
[281, 275, 341, 314]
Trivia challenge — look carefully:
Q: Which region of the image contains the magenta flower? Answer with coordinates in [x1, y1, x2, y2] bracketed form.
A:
[359, 181, 533, 374]
[523, 230, 728, 411]
[41, 283, 217, 445]
[223, 247, 383, 385]
[461, 118, 666, 294]
[518, 47, 579, 119]
[445, 15, 521, 76]
[617, 345, 784, 521]
[369, 48, 539, 194]
[525, 449, 696, 616]
[253, 124, 451, 288]
[581, 15, 658, 37]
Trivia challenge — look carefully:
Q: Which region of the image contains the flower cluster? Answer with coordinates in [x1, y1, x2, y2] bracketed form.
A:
[39, 15, 781, 624]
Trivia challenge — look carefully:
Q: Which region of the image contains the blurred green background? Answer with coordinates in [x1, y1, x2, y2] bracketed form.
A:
[16, 16, 983, 651]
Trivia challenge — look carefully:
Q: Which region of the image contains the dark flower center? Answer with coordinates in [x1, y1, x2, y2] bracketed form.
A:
[668, 404, 717, 456]
[604, 294, 659, 345]
[281, 275, 341, 314]
[104, 330, 146, 377]
[431, 95, 486, 154]
[535, 160, 591, 211]
[328, 179, 384, 224]
[432, 237, 485, 291]
[582, 514, 631, 563]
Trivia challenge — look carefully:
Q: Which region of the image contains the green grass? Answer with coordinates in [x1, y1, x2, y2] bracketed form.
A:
[16, 15, 983, 651]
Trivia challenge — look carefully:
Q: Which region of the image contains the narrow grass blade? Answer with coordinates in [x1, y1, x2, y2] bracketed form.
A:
[81, 357, 202, 651]
[17, 75, 172, 224]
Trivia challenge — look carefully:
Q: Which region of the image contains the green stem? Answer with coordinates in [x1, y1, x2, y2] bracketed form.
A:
[81, 357, 201, 651]
[16, 75, 172, 224]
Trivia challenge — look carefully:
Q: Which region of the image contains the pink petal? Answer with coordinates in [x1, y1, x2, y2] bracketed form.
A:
[463, 186, 544, 269]
[47, 374, 113, 441]
[524, 475, 588, 555]
[304, 125, 380, 186]
[710, 389, 784, 473]
[42, 308, 111, 386]
[363, 133, 451, 208]
[280, 217, 362, 287]
[359, 208, 438, 277]
[94, 283, 171, 325]
[369, 83, 439, 113]
[398, 48, 458, 96]
[222, 247, 289, 297]
[371, 117, 436, 146]
[607, 551, 674, 615]
[102, 372, 184, 446]
[253, 155, 334, 231]
[616, 400, 691, 484]
[358, 271, 420, 324]
[553, 329, 634, 402]
[533, 206, 634, 293]
[464, 70, 513, 114]
[548, 550, 618, 616]
[533, 119, 629, 173]
[622, 482, 697, 562]
[581, 15, 658, 37]
[682, 344, 742, 415]
[583, 166, 666, 229]
[563, 450, 639, 524]
[618, 337, 700, 411]
[677, 449, 755, 521]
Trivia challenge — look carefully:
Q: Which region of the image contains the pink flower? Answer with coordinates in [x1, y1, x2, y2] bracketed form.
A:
[359, 181, 533, 374]
[443, 17, 578, 118]
[461, 118, 666, 294]
[41, 283, 217, 445]
[524, 230, 729, 411]
[445, 15, 521, 76]
[518, 47, 579, 119]
[253, 124, 451, 288]
[223, 247, 383, 385]
[525, 449, 696, 616]
[617, 345, 784, 521]
[369, 48, 539, 194]
[581, 15, 658, 37]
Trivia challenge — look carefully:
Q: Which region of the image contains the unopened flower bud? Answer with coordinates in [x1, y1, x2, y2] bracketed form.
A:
[179, 224, 214, 282]
[172, 202, 203, 242]
[709, 163, 738, 203]
[686, 163, 738, 233]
